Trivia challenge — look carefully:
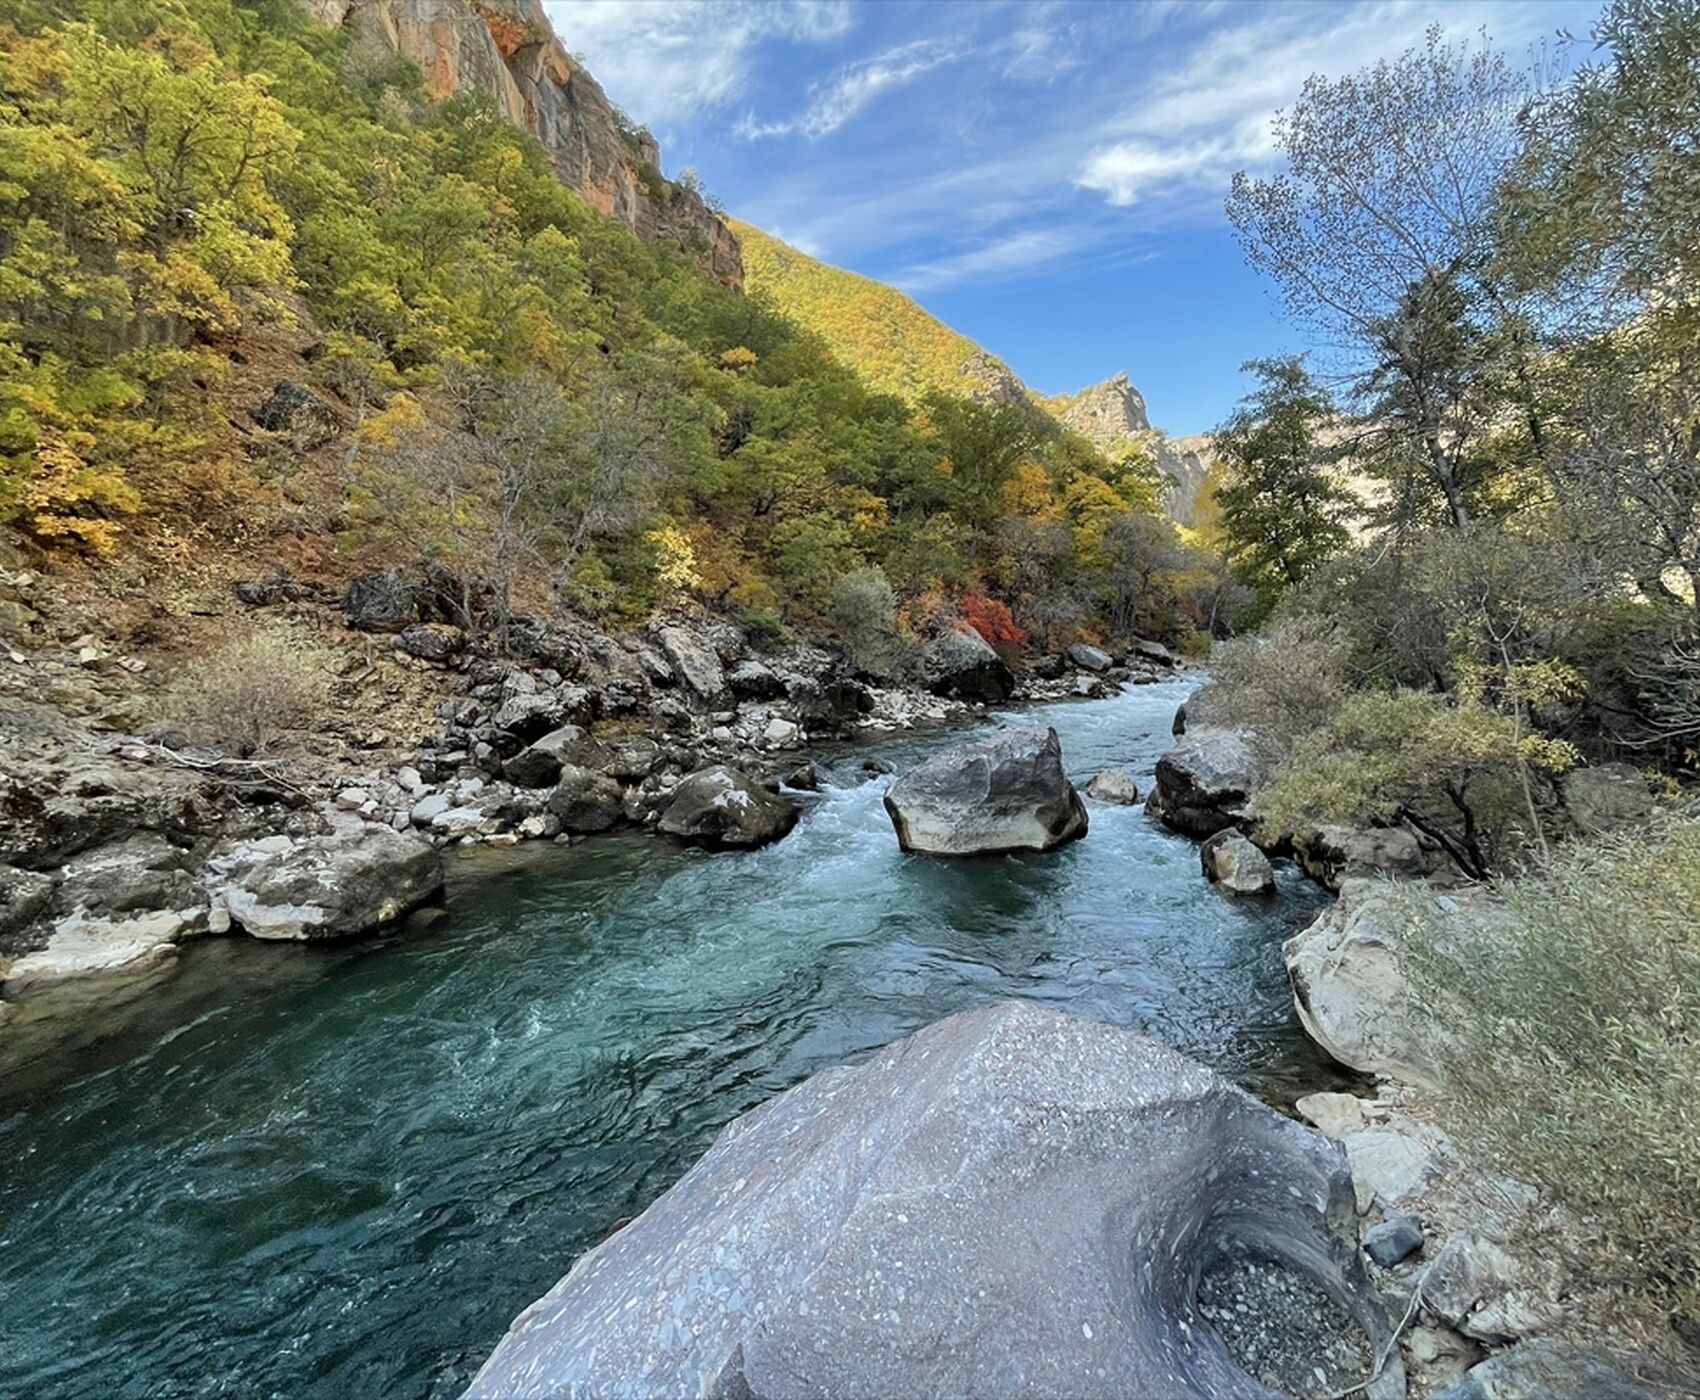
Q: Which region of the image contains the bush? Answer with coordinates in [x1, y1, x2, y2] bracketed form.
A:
[1401, 819, 1700, 1317]
[828, 565, 903, 676]
[1196, 615, 1351, 763]
[163, 625, 336, 754]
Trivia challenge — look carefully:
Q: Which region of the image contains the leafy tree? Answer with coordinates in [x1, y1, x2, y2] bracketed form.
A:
[1212, 357, 1354, 606]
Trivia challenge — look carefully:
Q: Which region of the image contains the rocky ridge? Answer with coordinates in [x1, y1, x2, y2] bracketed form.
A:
[299, 0, 742, 288]
[1047, 371, 1216, 525]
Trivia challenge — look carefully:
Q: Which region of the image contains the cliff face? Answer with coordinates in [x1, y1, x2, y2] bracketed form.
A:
[1048, 373, 1215, 526]
[303, 0, 742, 288]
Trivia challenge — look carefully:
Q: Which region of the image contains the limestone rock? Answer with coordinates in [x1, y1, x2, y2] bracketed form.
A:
[1084, 767, 1139, 804]
[658, 766, 799, 849]
[1201, 829, 1275, 894]
[465, 1002, 1404, 1400]
[2, 908, 194, 991]
[1151, 728, 1260, 838]
[884, 726, 1088, 856]
[206, 825, 442, 941]
[656, 626, 727, 706]
[546, 764, 624, 834]
[1066, 641, 1113, 673]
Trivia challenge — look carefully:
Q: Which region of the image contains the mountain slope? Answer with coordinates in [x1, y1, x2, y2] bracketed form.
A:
[729, 222, 1023, 404]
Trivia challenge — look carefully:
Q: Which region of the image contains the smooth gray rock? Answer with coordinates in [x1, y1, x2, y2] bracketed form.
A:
[465, 1002, 1404, 1400]
[1294, 823, 1445, 892]
[1085, 767, 1139, 804]
[1430, 1340, 1669, 1400]
[1066, 641, 1113, 672]
[920, 629, 1015, 702]
[1132, 637, 1180, 667]
[885, 725, 1088, 856]
[1152, 728, 1261, 838]
[1201, 829, 1275, 895]
[1363, 1212, 1424, 1267]
[658, 766, 799, 849]
[205, 825, 442, 941]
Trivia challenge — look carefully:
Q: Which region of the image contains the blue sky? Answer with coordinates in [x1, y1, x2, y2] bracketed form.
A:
[545, 0, 1600, 435]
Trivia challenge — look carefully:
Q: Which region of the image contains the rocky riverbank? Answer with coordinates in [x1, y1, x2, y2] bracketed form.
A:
[0, 573, 1182, 1029]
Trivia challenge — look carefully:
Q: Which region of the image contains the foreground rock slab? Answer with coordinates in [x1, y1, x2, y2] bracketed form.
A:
[885, 725, 1088, 855]
[466, 1002, 1404, 1400]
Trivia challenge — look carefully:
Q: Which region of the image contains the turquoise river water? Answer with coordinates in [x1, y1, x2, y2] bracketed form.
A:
[0, 677, 1342, 1398]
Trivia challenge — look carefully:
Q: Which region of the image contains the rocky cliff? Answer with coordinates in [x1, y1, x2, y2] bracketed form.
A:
[300, 0, 742, 288]
[1048, 372, 1215, 525]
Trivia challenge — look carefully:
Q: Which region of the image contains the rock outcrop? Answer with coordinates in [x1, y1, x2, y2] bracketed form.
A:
[300, 0, 741, 288]
[885, 725, 1088, 855]
[1046, 372, 1215, 524]
[465, 1002, 1404, 1400]
[1148, 727, 1261, 838]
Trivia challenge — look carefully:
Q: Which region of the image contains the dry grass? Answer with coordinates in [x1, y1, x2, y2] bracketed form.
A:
[161, 622, 337, 755]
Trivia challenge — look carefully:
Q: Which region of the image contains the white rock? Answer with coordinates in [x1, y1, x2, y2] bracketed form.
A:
[763, 717, 801, 747]
[1295, 1091, 1368, 1138]
[336, 788, 371, 811]
[2, 909, 193, 990]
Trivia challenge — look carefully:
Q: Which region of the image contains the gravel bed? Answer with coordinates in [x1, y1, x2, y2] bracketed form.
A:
[1197, 1255, 1374, 1398]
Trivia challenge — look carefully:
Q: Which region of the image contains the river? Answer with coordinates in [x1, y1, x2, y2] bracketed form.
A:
[0, 677, 1342, 1398]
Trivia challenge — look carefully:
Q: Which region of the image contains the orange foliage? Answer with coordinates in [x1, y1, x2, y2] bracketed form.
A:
[959, 584, 1025, 648]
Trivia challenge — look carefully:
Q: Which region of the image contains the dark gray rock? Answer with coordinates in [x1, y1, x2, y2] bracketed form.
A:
[727, 658, 783, 700]
[783, 762, 820, 792]
[1067, 641, 1113, 673]
[466, 1002, 1404, 1400]
[342, 570, 419, 633]
[54, 833, 200, 919]
[503, 725, 609, 788]
[784, 675, 872, 730]
[603, 735, 661, 783]
[0, 864, 55, 954]
[658, 766, 799, 849]
[920, 629, 1015, 703]
[1132, 637, 1180, 667]
[1363, 1212, 1424, 1267]
[884, 725, 1087, 856]
[205, 823, 442, 941]
[395, 622, 464, 664]
[546, 764, 624, 834]
[491, 692, 567, 745]
[1152, 728, 1261, 838]
[1560, 763, 1656, 838]
[250, 379, 342, 447]
[1201, 829, 1276, 895]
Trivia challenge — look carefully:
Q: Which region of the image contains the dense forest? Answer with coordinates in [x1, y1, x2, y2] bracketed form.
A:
[0, 0, 1223, 664]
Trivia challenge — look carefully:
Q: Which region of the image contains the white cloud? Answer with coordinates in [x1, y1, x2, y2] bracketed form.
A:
[891, 227, 1086, 292]
[738, 38, 961, 141]
[542, 0, 853, 127]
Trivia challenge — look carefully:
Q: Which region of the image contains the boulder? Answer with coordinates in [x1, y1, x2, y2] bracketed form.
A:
[1295, 1091, 1368, 1138]
[658, 766, 799, 850]
[656, 626, 727, 706]
[884, 726, 1088, 856]
[546, 764, 624, 834]
[0, 864, 55, 953]
[491, 692, 568, 744]
[2, 908, 194, 991]
[1363, 1212, 1424, 1268]
[602, 735, 661, 782]
[727, 658, 783, 700]
[250, 379, 342, 447]
[1424, 1231, 1565, 1345]
[466, 1002, 1404, 1400]
[1430, 1340, 1668, 1400]
[1132, 637, 1180, 668]
[919, 629, 1015, 703]
[1150, 728, 1260, 838]
[1201, 829, 1275, 895]
[1559, 762, 1655, 837]
[205, 825, 442, 941]
[1293, 823, 1447, 891]
[1066, 641, 1113, 673]
[1085, 767, 1139, 804]
[394, 622, 464, 664]
[53, 833, 202, 921]
[503, 725, 609, 788]
[784, 674, 872, 729]
[341, 569, 419, 632]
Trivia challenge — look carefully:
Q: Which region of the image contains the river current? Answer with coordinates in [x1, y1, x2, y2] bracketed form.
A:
[0, 677, 1341, 1397]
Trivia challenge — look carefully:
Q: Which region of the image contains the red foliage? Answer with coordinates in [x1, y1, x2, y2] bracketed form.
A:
[959, 585, 1025, 648]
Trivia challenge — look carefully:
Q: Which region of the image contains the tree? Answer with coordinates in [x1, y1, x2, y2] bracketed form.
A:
[1227, 29, 1529, 532]
[1212, 357, 1355, 604]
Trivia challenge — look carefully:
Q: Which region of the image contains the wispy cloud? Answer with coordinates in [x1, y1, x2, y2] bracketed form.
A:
[737, 38, 961, 141]
[891, 227, 1086, 293]
[542, 0, 854, 128]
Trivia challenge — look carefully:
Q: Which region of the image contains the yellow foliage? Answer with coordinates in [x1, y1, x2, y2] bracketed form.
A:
[647, 522, 700, 597]
[718, 345, 758, 370]
[11, 431, 139, 553]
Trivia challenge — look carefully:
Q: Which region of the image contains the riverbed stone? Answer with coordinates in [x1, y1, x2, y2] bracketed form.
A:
[1066, 641, 1113, 672]
[1424, 1231, 1565, 1345]
[919, 629, 1014, 703]
[657, 765, 799, 849]
[1085, 767, 1139, 804]
[1201, 829, 1275, 894]
[1363, 1212, 1424, 1267]
[1429, 1339, 1668, 1400]
[503, 725, 609, 788]
[204, 825, 443, 941]
[1151, 728, 1261, 838]
[885, 725, 1088, 856]
[2, 908, 194, 990]
[465, 1002, 1403, 1400]
[546, 764, 624, 834]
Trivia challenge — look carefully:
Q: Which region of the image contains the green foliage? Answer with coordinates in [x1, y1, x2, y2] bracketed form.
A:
[1399, 818, 1700, 1316]
[1212, 357, 1355, 612]
[828, 564, 904, 676]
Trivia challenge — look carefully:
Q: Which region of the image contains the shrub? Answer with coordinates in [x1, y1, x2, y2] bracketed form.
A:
[162, 625, 336, 755]
[959, 583, 1026, 651]
[1401, 819, 1700, 1318]
[1196, 615, 1351, 763]
[829, 565, 902, 676]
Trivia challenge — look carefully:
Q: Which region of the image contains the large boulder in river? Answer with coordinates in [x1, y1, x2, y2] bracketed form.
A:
[204, 823, 442, 941]
[920, 628, 1015, 703]
[658, 765, 799, 849]
[1149, 727, 1261, 837]
[1201, 829, 1275, 894]
[884, 725, 1087, 856]
[465, 1002, 1404, 1400]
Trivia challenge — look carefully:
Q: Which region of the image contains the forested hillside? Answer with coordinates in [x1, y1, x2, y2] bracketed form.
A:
[0, 0, 1222, 661]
